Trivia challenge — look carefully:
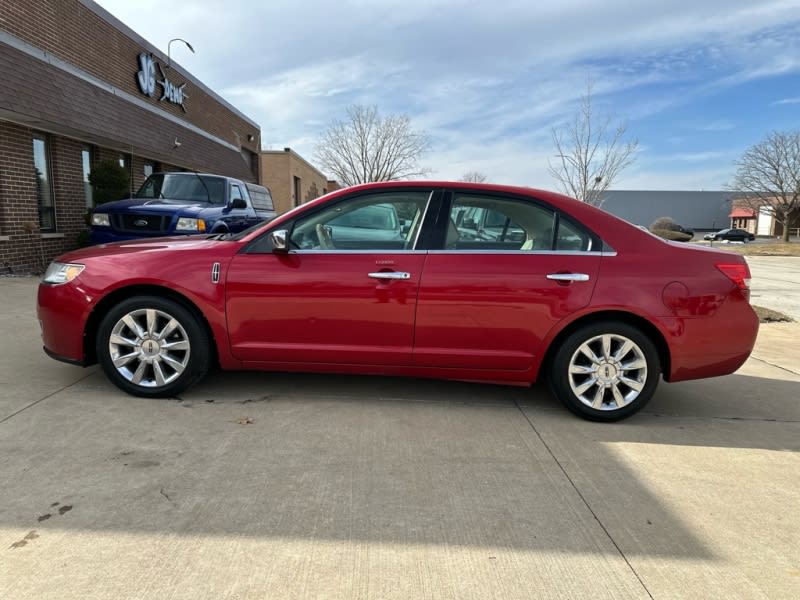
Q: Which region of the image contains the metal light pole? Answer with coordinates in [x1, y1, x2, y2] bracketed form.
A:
[167, 38, 194, 68]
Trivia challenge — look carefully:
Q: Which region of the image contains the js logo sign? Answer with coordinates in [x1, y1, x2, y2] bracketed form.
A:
[136, 53, 189, 112]
[137, 53, 156, 97]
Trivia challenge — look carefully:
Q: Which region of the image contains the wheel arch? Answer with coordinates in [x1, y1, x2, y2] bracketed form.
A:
[537, 310, 671, 383]
[83, 285, 218, 368]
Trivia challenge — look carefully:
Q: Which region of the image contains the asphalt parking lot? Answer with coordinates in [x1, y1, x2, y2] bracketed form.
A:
[1, 260, 799, 599]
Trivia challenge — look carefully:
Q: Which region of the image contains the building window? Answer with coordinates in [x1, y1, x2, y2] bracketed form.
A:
[82, 147, 93, 208]
[33, 135, 55, 232]
[143, 161, 156, 178]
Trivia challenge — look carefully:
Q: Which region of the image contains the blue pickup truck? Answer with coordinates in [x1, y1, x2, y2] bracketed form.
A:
[89, 172, 276, 244]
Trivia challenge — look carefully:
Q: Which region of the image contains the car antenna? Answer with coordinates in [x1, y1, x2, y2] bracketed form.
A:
[191, 170, 213, 204]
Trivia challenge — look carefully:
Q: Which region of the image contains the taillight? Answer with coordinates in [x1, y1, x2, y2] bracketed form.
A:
[716, 263, 751, 298]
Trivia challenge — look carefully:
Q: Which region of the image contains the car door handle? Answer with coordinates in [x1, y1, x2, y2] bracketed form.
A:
[368, 271, 411, 280]
[546, 273, 590, 282]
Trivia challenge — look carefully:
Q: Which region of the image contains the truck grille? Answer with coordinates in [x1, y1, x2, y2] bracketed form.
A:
[111, 214, 170, 234]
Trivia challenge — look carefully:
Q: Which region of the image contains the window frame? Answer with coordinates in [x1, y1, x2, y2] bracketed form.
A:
[81, 146, 94, 209]
[32, 133, 56, 233]
[432, 188, 605, 254]
[242, 187, 443, 254]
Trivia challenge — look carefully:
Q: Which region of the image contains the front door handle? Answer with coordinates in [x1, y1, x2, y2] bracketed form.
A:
[546, 273, 590, 282]
[368, 271, 411, 281]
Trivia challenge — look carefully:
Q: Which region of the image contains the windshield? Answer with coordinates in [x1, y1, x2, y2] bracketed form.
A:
[136, 173, 226, 204]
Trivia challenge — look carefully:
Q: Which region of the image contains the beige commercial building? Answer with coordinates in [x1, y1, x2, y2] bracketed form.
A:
[260, 148, 339, 214]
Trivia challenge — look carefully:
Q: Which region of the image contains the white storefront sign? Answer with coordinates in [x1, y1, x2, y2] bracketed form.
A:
[136, 53, 188, 112]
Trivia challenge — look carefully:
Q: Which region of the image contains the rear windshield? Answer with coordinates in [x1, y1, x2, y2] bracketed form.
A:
[136, 173, 226, 204]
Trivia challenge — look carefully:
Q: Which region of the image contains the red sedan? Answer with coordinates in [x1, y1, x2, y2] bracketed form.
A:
[38, 182, 758, 421]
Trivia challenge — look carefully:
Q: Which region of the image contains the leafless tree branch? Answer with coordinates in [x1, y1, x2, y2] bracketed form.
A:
[459, 171, 488, 183]
[315, 105, 431, 187]
[547, 82, 639, 207]
[732, 130, 800, 242]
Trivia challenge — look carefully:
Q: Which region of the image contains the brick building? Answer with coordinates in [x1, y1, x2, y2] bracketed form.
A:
[260, 148, 339, 215]
[1, 0, 261, 273]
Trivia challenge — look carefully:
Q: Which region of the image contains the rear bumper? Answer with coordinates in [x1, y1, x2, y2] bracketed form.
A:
[665, 296, 759, 382]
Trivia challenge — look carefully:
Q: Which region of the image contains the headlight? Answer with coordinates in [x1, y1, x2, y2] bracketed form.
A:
[176, 217, 206, 232]
[43, 262, 85, 285]
[91, 213, 110, 227]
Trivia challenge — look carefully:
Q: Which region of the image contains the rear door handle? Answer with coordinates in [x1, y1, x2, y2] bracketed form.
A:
[546, 273, 590, 282]
[368, 272, 411, 280]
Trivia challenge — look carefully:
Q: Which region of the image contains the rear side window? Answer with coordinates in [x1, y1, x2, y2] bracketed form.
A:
[447, 194, 555, 250]
[556, 217, 595, 252]
[246, 184, 274, 210]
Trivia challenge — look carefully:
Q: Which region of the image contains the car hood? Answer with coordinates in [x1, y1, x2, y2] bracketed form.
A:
[93, 197, 213, 213]
[57, 235, 227, 262]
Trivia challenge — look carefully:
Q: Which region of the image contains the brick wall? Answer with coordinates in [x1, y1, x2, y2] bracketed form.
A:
[0, 122, 83, 272]
[0, 0, 260, 156]
[261, 149, 331, 215]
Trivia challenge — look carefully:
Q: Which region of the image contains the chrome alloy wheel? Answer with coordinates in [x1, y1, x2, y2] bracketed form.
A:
[567, 333, 648, 411]
[108, 308, 191, 388]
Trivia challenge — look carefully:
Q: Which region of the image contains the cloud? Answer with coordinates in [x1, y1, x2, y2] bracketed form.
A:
[771, 97, 800, 105]
[94, 0, 800, 189]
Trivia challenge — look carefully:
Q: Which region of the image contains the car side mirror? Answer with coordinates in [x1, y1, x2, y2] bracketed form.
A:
[230, 198, 247, 210]
[271, 229, 289, 253]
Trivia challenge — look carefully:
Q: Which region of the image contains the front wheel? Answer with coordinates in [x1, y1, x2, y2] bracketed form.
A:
[96, 296, 211, 397]
[549, 322, 661, 421]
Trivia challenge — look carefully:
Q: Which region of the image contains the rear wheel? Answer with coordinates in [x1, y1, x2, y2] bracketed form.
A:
[549, 321, 660, 421]
[96, 296, 210, 397]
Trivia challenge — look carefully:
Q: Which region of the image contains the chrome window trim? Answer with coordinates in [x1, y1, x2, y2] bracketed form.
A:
[289, 249, 423, 255]
[286, 249, 615, 256]
[425, 249, 608, 256]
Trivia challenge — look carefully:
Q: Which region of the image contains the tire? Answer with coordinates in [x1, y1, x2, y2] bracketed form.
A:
[96, 295, 211, 398]
[548, 321, 661, 422]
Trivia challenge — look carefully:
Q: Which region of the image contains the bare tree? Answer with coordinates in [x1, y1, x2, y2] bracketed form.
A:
[548, 84, 638, 207]
[459, 171, 488, 183]
[315, 105, 431, 187]
[732, 130, 800, 242]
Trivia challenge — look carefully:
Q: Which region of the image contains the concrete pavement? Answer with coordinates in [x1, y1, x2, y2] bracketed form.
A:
[1, 275, 799, 599]
[748, 256, 800, 321]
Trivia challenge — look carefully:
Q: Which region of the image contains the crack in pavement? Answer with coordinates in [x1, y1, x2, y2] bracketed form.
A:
[0, 369, 98, 425]
[513, 399, 655, 600]
[749, 354, 800, 377]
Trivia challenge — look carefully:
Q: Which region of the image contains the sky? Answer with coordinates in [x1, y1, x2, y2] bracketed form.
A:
[95, 0, 800, 190]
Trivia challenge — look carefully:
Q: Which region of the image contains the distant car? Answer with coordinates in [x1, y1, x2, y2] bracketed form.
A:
[677, 225, 695, 237]
[703, 228, 755, 242]
[39, 181, 759, 422]
[90, 173, 272, 244]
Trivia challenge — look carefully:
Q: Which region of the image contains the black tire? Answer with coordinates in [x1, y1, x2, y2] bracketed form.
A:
[96, 295, 211, 397]
[548, 321, 661, 422]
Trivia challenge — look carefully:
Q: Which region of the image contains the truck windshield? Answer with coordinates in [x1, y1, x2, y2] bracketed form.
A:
[136, 173, 226, 204]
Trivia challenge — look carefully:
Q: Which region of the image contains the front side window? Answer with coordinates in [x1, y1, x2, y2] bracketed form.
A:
[290, 191, 431, 251]
[230, 185, 244, 203]
[33, 135, 55, 232]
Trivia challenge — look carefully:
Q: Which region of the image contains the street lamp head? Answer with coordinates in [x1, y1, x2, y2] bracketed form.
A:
[166, 38, 195, 69]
